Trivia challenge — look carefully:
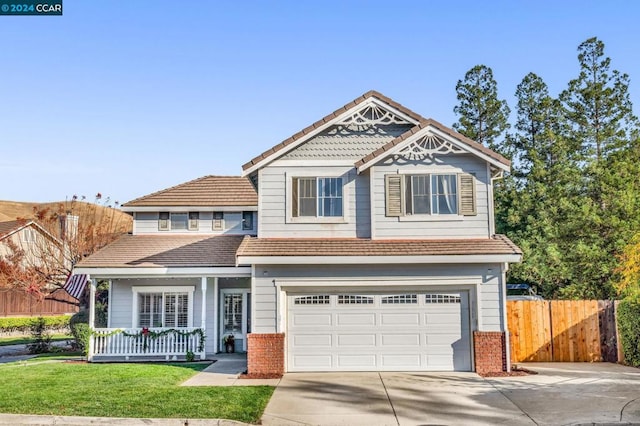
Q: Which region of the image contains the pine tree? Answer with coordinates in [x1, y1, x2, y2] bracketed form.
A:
[557, 37, 640, 299]
[496, 73, 576, 297]
[453, 65, 511, 152]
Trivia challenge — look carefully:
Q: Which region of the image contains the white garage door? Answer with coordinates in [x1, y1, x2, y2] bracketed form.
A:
[287, 291, 471, 372]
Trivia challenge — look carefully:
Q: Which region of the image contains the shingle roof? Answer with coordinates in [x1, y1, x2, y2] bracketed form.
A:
[241, 90, 425, 171]
[123, 176, 257, 207]
[0, 220, 25, 239]
[355, 119, 511, 170]
[237, 235, 522, 257]
[76, 234, 246, 268]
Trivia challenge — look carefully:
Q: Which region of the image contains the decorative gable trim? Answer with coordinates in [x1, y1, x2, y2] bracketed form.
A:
[355, 119, 511, 174]
[241, 91, 423, 177]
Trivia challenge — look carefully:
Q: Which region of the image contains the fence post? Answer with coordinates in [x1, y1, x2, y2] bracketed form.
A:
[548, 300, 554, 361]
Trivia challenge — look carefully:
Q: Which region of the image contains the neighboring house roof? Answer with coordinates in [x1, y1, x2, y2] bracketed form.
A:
[241, 90, 510, 176]
[122, 175, 257, 208]
[241, 90, 424, 173]
[0, 220, 24, 239]
[237, 234, 522, 258]
[0, 219, 62, 246]
[354, 118, 511, 172]
[76, 234, 245, 268]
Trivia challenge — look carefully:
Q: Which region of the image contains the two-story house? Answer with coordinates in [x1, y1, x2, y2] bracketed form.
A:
[75, 91, 521, 375]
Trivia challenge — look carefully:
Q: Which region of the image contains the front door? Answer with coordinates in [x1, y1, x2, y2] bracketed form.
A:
[220, 289, 251, 352]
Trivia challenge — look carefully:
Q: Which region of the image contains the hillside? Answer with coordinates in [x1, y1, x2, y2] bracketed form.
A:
[0, 200, 133, 235]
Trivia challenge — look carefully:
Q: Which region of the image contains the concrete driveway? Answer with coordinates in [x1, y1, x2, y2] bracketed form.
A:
[262, 363, 640, 425]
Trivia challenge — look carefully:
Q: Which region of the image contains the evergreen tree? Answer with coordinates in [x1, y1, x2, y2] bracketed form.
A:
[496, 73, 576, 297]
[556, 37, 639, 298]
[453, 65, 511, 152]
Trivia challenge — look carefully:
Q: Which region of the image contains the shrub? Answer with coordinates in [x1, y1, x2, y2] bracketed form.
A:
[617, 298, 640, 367]
[0, 315, 71, 333]
[69, 310, 90, 353]
[27, 317, 52, 354]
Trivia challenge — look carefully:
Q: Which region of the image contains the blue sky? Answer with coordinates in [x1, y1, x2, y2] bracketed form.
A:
[1, 1, 639, 204]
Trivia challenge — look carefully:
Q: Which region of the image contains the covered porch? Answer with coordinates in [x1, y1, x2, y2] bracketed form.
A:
[73, 233, 252, 362]
[81, 272, 251, 361]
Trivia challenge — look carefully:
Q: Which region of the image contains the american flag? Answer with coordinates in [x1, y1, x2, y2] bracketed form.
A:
[63, 274, 88, 299]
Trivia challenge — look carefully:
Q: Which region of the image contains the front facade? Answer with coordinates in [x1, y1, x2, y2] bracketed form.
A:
[76, 91, 521, 373]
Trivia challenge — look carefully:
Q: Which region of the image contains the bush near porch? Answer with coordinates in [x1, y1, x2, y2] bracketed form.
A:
[0, 361, 274, 422]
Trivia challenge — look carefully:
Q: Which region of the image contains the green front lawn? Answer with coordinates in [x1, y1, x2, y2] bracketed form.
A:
[0, 361, 274, 423]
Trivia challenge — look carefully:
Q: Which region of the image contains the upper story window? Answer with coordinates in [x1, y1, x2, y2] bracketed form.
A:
[213, 212, 224, 230]
[405, 174, 458, 215]
[188, 212, 199, 230]
[158, 212, 199, 231]
[242, 211, 253, 230]
[292, 177, 343, 218]
[386, 173, 476, 217]
[159, 212, 170, 231]
[21, 228, 37, 243]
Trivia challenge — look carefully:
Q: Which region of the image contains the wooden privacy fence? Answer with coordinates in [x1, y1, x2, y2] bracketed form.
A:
[507, 300, 620, 363]
[0, 289, 78, 317]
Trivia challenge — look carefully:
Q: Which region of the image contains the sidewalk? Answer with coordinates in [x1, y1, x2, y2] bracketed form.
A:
[0, 414, 249, 425]
[181, 353, 280, 386]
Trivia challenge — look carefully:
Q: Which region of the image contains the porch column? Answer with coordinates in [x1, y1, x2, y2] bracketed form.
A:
[213, 277, 219, 353]
[88, 277, 96, 361]
[107, 279, 112, 328]
[200, 277, 207, 360]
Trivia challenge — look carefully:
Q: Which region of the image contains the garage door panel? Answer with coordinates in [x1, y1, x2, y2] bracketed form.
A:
[425, 334, 463, 345]
[292, 355, 333, 369]
[337, 334, 376, 347]
[337, 354, 377, 367]
[380, 354, 421, 367]
[380, 313, 420, 325]
[291, 313, 332, 326]
[381, 333, 420, 346]
[425, 313, 462, 323]
[293, 334, 332, 347]
[288, 291, 471, 372]
[336, 313, 376, 326]
[426, 354, 455, 368]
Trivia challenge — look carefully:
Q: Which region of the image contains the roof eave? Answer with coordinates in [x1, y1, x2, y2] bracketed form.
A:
[237, 253, 522, 265]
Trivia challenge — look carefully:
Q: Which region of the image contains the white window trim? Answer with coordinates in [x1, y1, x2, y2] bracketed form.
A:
[285, 171, 350, 224]
[131, 286, 195, 328]
[393, 168, 464, 220]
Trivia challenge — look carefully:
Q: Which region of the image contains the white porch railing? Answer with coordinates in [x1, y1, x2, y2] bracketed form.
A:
[90, 328, 205, 361]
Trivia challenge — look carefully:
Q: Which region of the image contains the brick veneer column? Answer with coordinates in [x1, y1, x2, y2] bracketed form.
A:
[247, 333, 285, 377]
[473, 331, 507, 375]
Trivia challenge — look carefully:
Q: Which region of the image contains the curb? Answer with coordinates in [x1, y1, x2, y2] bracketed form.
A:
[0, 414, 250, 425]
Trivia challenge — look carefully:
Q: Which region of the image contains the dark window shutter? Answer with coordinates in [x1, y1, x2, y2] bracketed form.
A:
[458, 173, 477, 216]
[292, 177, 299, 217]
[385, 174, 403, 217]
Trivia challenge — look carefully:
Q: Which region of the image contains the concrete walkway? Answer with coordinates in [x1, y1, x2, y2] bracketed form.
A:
[181, 353, 280, 386]
[262, 363, 640, 425]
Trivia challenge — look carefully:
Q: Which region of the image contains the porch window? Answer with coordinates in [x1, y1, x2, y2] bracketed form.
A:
[137, 291, 190, 328]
